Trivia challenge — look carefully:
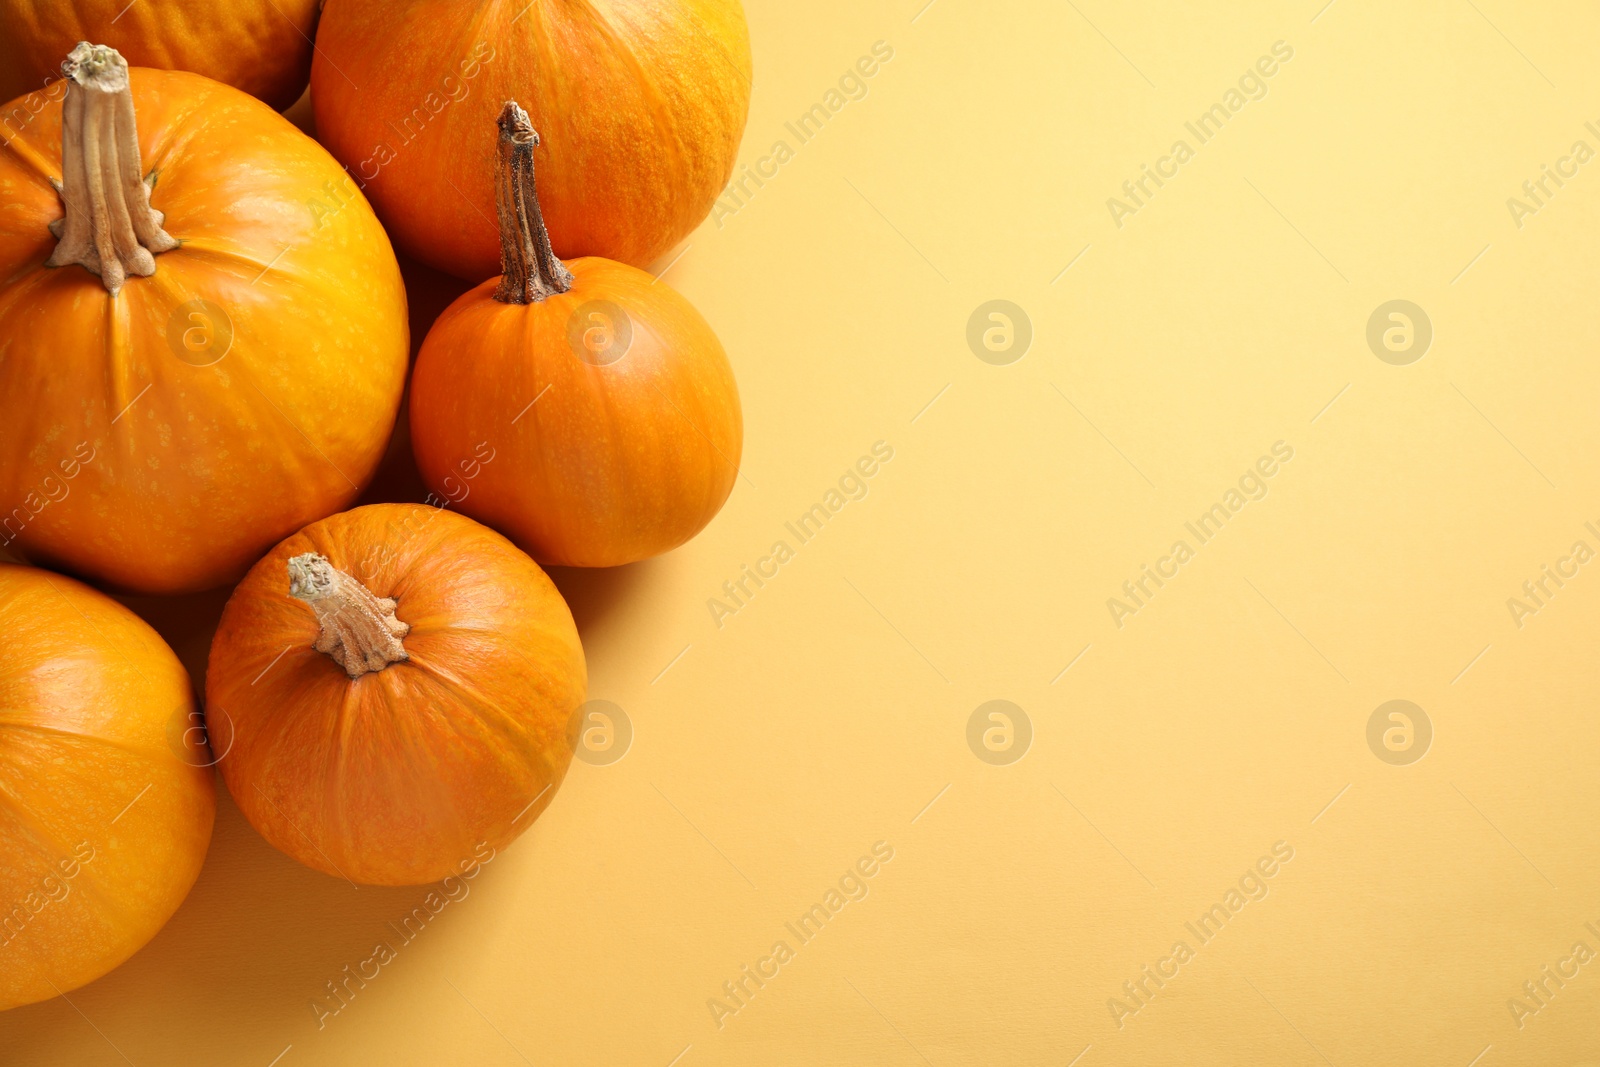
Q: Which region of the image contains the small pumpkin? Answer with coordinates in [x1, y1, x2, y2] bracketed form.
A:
[409, 103, 742, 568]
[310, 0, 751, 277]
[0, 0, 320, 111]
[207, 503, 586, 886]
[0, 45, 408, 595]
[0, 562, 215, 1011]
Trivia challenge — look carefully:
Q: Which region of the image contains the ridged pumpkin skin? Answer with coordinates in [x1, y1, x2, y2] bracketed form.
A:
[0, 563, 216, 1012]
[409, 258, 743, 567]
[310, 0, 751, 277]
[0, 69, 408, 595]
[0, 0, 320, 111]
[207, 504, 587, 886]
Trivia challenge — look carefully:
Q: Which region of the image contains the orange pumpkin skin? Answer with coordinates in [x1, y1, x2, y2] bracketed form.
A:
[0, 68, 408, 595]
[207, 504, 587, 886]
[0, 0, 320, 111]
[409, 257, 743, 567]
[310, 0, 751, 277]
[0, 563, 215, 1012]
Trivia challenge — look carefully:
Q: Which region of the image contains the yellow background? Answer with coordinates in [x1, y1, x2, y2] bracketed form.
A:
[6, 0, 1600, 1063]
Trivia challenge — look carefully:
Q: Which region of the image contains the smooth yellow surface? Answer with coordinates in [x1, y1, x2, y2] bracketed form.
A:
[5, 0, 1600, 1063]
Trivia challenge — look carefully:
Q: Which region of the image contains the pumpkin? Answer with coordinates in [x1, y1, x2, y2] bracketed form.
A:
[0, 0, 320, 111]
[408, 103, 742, 567]
[0, 562, 215, 1011]
[206, 503, 586, 886]
[310, 0, 751, 278]
[0, 45, 408, 595]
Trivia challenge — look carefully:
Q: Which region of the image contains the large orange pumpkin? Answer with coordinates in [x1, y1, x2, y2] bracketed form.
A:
[409, 104, 742, 567]
[0, 45, 408, 595]
[207, 503, 586, 886]
[0, 563, 215, 1011]
[311, 0, 751, 277]
[0, 0, 321, 111]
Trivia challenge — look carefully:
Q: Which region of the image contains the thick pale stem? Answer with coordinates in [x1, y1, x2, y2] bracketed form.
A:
[288, 554, 410, 680]
[493, 100, 573, 305]
[44, 42, 176, 295]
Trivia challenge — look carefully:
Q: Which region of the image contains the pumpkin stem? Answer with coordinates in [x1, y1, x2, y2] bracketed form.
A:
[287, 553, 410, 680]
[493, 100, 573, 305]
[44, 42, 177, 296]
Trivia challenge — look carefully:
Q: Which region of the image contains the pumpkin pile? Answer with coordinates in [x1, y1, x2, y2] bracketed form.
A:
[0, 0, 748, 1011]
